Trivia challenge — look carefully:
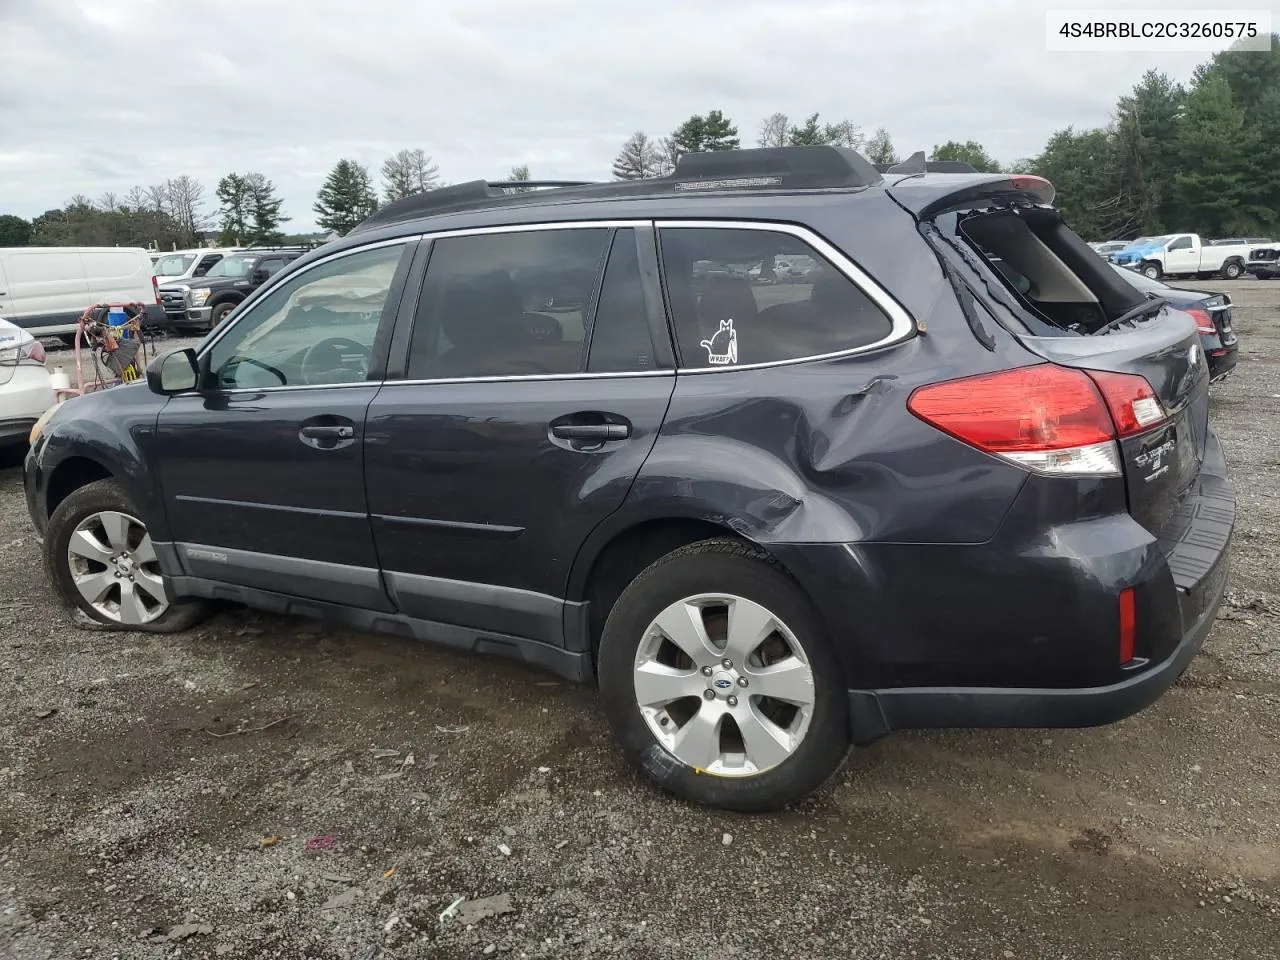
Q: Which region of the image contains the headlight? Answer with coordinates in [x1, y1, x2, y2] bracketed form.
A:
[28, 403, 59, 445]
[190, 288, 212, 307]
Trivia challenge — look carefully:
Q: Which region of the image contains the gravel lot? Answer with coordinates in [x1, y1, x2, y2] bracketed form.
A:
[4, 282, 1279, 959]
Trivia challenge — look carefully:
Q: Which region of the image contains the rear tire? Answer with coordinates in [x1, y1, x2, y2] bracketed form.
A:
[44, 479, 211, 633]
[1141, 262, 1162, 280]
[597, 539, 850, 812]
[1221, 260, 1243, 280]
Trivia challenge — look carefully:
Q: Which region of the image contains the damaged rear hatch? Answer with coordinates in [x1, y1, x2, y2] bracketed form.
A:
[891, 173, 1212, 538]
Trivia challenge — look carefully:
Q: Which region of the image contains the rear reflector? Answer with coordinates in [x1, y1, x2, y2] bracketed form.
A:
[1186, 306, 1217, 336]
[1119, 588, 1136, 664]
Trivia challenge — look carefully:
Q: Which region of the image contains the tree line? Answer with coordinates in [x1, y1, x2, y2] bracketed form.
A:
[2, 37, 1275, 248]
[1028, 38, 1280, 240]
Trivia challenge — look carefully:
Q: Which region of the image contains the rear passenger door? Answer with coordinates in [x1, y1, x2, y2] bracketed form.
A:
[364, 224, 675, 646]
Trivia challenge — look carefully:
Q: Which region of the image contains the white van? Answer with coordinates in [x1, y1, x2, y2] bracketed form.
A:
[0, 247, 161, 336]
[152, 248, 241, 286]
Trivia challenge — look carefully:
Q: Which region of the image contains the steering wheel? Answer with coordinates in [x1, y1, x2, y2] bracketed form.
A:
[300, 337, 371, 385]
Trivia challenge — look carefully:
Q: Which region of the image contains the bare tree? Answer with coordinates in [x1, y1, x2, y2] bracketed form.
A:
[123, 186, 151, 211]
[758, 112, 790, 148]
[145, 184, 169, 213]
[380, 148, 441, 202]
[97, 191, 120, 213]
[656, 136, 679, 175]
[165, 175, 208, 245]
[822, 119, 864, 150]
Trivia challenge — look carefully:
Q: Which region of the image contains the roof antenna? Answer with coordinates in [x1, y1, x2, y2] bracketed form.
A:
[886, 151, 927, 175]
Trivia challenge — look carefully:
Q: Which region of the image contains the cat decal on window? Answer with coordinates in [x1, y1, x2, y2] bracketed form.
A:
[700, 318, 738, 365]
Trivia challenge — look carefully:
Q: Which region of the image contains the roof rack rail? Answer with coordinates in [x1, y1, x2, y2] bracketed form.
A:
[349, 146, 885, 234]
[490, 180, 597, 190]
[670, 145, 881, 190]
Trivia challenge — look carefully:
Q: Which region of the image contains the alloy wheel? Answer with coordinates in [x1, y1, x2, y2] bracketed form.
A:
[633, 593, 816, 777]
[66, 510, 169, 625]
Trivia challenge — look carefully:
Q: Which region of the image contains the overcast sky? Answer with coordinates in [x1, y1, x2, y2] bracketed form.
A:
[0, 0, 1268, 234]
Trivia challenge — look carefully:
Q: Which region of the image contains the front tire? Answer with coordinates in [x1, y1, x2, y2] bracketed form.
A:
[44, 479, 210, 632]
[1141, 262, 1162, 280]
[209, 301, 236, 330]
[597, 539, 850, 812]
[1221, 260, 1243, 280]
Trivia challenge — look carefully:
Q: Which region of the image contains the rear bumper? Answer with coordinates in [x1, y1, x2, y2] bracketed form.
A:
[0, 416, 38, 446]
[0, 367, 54, 444]
[771, 431, 1235, 745]
[846, 546, 1225, 743]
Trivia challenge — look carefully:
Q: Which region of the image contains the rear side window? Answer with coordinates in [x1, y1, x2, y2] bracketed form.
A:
[407, 228, 610, 380]
[658, 227, 892, 369]
[586, 229, 659, 373]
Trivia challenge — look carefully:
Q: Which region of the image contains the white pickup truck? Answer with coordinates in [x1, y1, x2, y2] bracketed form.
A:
[1110, 233, 1269, 280]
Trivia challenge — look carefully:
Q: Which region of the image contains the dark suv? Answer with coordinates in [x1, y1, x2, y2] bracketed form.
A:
[24, 147, 1234, 811]
[156, 246, 314, 332]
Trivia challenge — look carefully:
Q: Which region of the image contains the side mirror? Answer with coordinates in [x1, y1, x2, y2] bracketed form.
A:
[250, 268, 269, 284]
[147, 348, 200, 395]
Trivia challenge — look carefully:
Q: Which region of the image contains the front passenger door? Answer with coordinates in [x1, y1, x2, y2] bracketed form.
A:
[151, 241, 413, 609]
[1165, 236, 1197, 274]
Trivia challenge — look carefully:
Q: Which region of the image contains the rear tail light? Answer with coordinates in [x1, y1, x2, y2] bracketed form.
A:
[908, 364, 1166, 477]
[1087, 370, 1168, 436]
[0, 338, 45, 366]
[1119, 587, 1136, 664]
[1185, 306, 1217, 336]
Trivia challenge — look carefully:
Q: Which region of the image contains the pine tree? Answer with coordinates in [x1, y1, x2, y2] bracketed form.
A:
[1031, 127, 1131, 239]
[313, 160, 379, 235]
[381, 149, 440, 202]
[246, 173, 288, 244]
[612, 132, 663, 180]
[1113, 70, 1185, 234]
[1174, 75, 1257, 235]
[0, 214, 31, 246]
[668, 115, 708, 163]
[787, 113, 825, 146]
[215, 173, 251, 245]
[701, 110, 739, 151]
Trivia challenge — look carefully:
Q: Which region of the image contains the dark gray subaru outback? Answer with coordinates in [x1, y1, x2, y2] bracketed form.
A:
[25, 147, 1234, 811]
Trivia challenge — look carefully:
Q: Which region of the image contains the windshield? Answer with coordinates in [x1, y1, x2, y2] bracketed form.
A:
[1109, 262, 1168, 293]
[153, 254, 196, 276]
[204, 255, 257, 279]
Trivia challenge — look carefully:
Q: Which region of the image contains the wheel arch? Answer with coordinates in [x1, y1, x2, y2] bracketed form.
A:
[44, 455, 116, 521]
[569, 514, 814, 659]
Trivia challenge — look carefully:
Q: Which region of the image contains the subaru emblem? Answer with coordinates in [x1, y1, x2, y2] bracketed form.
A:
[713, 678, 732, 690]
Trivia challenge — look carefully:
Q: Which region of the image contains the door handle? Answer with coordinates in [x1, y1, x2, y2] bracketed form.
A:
[551, 423, 629, 441]
[300, 424, 354, 440]
[298, 419, 356, 450]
